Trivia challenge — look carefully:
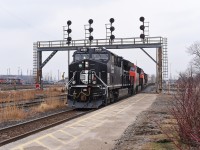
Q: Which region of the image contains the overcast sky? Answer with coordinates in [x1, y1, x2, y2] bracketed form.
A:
[0, 0, 200, 80]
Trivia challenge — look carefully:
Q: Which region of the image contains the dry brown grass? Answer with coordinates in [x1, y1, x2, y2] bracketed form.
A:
[31, 97, 65, 113]
[0, 99, 65, 122]
[0, 86, 65, 103]
[0, 86, 66, 122]
[141, 114, 181, 150]
[0, 106, 28, 122]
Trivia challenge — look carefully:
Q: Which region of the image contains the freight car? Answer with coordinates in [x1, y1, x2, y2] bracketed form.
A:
[67, 47, 148, 108]
[0, 78, 22, 85]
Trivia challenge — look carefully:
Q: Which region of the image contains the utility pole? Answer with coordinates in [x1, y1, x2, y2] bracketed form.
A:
[58, 69, 60, 81]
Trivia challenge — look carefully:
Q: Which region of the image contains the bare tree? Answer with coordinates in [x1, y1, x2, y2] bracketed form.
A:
[187, 41, 200, 72]
[171, 73, 200, 147]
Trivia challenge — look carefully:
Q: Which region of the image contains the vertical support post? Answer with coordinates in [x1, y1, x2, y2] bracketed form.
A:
[37, 51, 43, 89]
[158, 47, 162, 92]
[156, 48, 158, 92]
[156, 47, 163, 93]
[68, 50, 70, 81]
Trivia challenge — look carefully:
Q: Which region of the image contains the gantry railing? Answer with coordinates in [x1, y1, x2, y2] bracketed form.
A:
[36, 37, 163, 50]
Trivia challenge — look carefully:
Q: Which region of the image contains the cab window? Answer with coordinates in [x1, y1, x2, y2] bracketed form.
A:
[74, 54, 90, 61]
[111, 55, 115, 63]
[92, 53, 109, 61]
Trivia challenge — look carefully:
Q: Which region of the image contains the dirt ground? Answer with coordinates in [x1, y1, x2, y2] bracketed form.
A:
[113, 94, 199, 150]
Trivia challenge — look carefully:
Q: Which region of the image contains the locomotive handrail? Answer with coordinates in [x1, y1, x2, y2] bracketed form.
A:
[92, 71, 108, 96]
[65, 71, 77, 89]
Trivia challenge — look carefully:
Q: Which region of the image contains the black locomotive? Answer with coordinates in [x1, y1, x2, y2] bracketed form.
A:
[67, 47, 148, 108]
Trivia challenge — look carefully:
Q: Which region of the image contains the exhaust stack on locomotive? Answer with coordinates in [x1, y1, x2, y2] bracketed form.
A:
[66, 47, 148, 108]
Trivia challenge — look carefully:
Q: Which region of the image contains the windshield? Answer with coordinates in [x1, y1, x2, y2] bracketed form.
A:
[74, 54, 90, 61]
[92, 53, 109, 61]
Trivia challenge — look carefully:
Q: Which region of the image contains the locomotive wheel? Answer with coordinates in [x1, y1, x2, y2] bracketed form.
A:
[131, 87, 134, 95]
[103, 95, 108, 106]
[113, 90, 119, 101]
[136, 86, 138, 93]
[110, 91, 115, 103]
[133, 89, 136, 95]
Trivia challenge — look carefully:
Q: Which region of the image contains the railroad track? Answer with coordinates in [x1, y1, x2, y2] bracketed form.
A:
[0, 108, 92, 146]
[0, 86, 155, 147]
[0, 94, 67, 108]
[0, 84, 63, 91]
[0, 99, 44, 108]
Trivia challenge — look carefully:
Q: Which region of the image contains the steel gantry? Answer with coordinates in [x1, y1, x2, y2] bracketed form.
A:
[33, 36, 168, 92]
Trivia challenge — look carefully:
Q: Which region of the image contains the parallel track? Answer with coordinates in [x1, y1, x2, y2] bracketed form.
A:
[0, 94, 67, 108]
[0, 84, 62, 91]
[0, 109, 92, 146]
[0, 85, 155, 146]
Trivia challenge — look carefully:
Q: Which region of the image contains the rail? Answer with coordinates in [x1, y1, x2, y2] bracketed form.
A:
[0, 94, 67, 108]
[0, 109, 92, 146]
[36, 37, 163, 49]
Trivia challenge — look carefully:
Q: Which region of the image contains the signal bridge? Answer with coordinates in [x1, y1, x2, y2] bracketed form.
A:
[33, 17, 168, 92]
[36, 37, 162, 50]
[33, 36, 167, 92]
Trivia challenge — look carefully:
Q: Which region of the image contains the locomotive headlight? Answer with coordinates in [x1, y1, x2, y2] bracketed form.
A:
[79, 64, 82, 68]
[85, 61, 89, 67]
[72, 80, 76, 84]
[92, 80, 96, 84]
[83, 88, 87, 92]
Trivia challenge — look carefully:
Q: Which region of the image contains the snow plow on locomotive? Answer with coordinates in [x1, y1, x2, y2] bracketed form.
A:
[67, 47, 148, 108]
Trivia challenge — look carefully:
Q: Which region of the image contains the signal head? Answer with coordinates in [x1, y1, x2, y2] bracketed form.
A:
[67, 28, 72, 34]
[88, 27, 93, 33]
[110, 18, 115, 24]
[88, 19, 93, 24]
[110, 35, 115, 40]
[140, 25, 145, 31]
[139, 16, 145, 22]
[89, 36, 93, 41]
[110, 26, 115, 32]
[67, 36, 72, 41]
[67, 20, 72, 26]
[140, 34, 145, 39]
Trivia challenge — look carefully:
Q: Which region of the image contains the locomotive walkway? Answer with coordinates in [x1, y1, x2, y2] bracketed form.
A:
[1, 93, 157, 150]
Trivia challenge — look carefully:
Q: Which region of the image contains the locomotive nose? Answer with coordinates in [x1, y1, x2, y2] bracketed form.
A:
[80, 70, 89, 84]
[80, 70, 96, 85]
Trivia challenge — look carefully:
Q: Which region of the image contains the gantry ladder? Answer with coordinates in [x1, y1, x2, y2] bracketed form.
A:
[105, 24, 112, 44]
[33, 43, 38, 83]
[162, 38, 168, 80]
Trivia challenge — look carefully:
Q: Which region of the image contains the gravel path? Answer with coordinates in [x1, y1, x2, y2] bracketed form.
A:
[113, 94, 176, 150]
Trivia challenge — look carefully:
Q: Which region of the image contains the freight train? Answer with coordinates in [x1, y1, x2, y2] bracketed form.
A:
[67, 47, 148, 108]
[0, 78, 22, 85]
